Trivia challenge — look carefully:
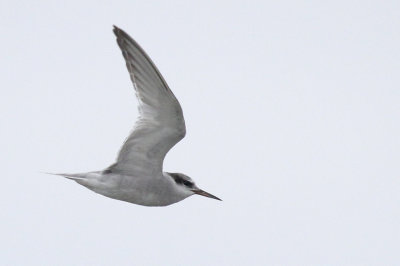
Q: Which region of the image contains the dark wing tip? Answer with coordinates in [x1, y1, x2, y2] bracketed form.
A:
[113, 25, 122, 37]
[112, 25, 132, 40]
[112, 25, 136, 49]
[112, 25, 132, 54]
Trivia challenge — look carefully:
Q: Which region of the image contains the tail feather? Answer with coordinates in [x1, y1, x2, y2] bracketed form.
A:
[44, 172, 88, 180]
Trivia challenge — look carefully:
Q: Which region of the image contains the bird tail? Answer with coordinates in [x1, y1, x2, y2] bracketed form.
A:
[44, 172, 88, 180]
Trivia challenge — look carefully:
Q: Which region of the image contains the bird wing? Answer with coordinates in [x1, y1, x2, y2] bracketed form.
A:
[108, 26, 186, 175]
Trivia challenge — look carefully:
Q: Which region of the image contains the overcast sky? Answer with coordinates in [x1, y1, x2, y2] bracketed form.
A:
[1, 0, 399, 265]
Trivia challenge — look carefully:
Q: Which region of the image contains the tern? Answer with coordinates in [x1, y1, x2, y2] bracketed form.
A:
[52, 26, 221, 206]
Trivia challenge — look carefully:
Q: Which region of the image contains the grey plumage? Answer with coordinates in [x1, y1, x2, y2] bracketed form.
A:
[52, 26, 221, 206]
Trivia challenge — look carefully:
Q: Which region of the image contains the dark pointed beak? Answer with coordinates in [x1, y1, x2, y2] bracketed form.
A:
[192, 189, 222, 201]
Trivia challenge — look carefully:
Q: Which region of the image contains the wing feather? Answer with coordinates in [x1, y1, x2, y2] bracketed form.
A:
[109, 26, 186, 175]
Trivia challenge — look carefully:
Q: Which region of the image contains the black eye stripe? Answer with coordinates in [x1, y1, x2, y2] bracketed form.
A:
[168, 173, 194, 188]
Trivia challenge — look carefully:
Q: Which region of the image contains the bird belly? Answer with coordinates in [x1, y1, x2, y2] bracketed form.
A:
[78, 173, 185, 206]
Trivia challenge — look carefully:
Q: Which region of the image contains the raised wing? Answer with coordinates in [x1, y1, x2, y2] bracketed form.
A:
[108, 26, 186, 175]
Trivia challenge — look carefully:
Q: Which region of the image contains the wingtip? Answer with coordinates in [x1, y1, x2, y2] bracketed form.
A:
[112, 26, 120, 37]
[113, 25, 124, 36]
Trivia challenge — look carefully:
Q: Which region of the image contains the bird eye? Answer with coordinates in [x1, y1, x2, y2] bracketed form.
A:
[183, 180, 193, 188]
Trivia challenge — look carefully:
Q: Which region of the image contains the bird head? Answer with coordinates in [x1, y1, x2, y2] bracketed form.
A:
[167, 172, 221, 201]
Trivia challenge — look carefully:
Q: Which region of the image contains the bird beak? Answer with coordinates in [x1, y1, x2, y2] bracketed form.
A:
[192, 189, 222, 201]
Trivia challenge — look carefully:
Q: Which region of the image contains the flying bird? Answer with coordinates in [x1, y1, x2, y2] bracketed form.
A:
[53, 26, 221, 206]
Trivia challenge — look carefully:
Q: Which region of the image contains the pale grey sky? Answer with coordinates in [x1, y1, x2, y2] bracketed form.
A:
[1, 0, 399, 265]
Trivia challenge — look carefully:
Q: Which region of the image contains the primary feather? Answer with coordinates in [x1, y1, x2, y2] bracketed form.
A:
[109, 26, 186, 175]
